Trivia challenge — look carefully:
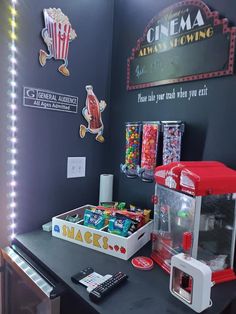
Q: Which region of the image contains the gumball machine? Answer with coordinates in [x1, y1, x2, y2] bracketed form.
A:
[138, 121, 160, 182]
[120, 122, 142, 178]
[151, 161, 236, 284]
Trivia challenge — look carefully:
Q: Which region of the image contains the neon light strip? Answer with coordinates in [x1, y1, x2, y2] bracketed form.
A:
[9, 0, 18, 240]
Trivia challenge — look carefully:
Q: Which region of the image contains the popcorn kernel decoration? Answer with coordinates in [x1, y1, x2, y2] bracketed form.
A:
[39, 8, 77, 76]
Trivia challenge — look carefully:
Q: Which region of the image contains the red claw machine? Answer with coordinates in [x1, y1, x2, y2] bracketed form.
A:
[151, 161, 236, 284]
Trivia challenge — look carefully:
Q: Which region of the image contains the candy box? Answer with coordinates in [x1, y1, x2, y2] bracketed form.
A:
[52, 205, 153, 260]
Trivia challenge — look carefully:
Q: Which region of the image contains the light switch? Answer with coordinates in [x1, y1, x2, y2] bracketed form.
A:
[67, 157, 86, 178]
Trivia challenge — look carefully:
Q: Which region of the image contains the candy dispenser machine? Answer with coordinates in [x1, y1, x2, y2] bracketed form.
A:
[162, 121, 185, 165]
[138, 121, 160, 182]
[151, 161, 236, 284]
[120, 122, 142, 178]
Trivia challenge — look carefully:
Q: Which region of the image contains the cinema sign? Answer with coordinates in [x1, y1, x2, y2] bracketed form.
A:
[127, 0, 236, 90]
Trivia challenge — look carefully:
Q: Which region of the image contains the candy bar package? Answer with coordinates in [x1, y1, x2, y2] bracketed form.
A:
[108, 213, 132, 237]
[65, 214, 82, 223]
[99, 202, 126, 210]
[117, 210, 145, 229]
[83, 209, 105, 229]
[92, 206, 116, 225]
[161, 121, 185, 165]
[100, 202, 118, 208]
[129, 205, 151, 224]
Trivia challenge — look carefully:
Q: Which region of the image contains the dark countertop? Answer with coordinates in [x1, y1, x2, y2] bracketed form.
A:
[15, 230, 236, 314]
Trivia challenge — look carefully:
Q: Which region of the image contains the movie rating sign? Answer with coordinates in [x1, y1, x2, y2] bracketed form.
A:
[127, 0, 236, 90]
[23, 87, 78, 113]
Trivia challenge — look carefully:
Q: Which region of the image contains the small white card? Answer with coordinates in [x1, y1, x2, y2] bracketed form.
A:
[79, 272, 112, 292]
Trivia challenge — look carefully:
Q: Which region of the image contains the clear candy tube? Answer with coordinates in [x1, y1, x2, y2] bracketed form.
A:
[162, 121, 184, 165]
[121, 122, 142, 177]
[139, 121, 160, 181]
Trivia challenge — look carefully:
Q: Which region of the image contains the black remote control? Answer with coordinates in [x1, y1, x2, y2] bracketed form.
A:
[71, 267, 94, 284]
[89, 272, 128, 302]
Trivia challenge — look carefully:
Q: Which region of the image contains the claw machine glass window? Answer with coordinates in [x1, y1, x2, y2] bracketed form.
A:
[152, 161, 236, 284]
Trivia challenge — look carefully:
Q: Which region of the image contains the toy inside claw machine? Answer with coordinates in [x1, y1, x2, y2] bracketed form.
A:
[151, 161, 236, 284]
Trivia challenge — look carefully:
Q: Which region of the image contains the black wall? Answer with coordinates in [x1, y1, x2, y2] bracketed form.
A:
[109, 0, 236, 209]
[0, 0, 114, 238]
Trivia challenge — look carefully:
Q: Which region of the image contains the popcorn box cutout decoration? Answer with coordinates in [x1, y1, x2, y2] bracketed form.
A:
[39, 8, 77, 77]
[52, 205, 153, 260]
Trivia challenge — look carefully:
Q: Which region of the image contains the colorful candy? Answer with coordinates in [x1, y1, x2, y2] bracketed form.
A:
[108, 213, 132, 237]
[124, 122, 142, 173]
[162, 121, 184, 165]
[121, 121, 185, 178]
[83, 209, 105, 229]
[141, 122, 159, 171]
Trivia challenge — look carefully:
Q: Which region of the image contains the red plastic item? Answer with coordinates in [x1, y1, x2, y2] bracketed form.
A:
[212, 268, 236, 284]
[182, 232, 192, 252]
[141, 122, 159, 171]
[154, 161, 236, 196]
[151, 251, 170, 273]
[151, 195, 158, 204]
[131, 256, 154, 270]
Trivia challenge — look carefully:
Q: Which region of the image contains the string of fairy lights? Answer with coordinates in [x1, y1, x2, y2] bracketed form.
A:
[8, 0, 18, 240]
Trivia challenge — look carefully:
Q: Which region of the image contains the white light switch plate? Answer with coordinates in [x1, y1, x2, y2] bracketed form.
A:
[67, 157, 86, 178]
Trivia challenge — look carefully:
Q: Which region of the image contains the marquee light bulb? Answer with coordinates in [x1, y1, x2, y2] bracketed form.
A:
[10, 159, 17, 165]
[10, 170, 17, 176]
[10, 223, 16, 230]
[10, 137, 17, 143]
[10, 43, 17, 51]
[10, 80, 17, 87]
[10, 115, 17, 121]
[10, 68, 17, 75]
[10, 126, 17, 132]
[10, 233, 16, 240]
[10, 212, 16, 219]
[9, 186, 16, 194]
[10, 56, 17, 64]
[9, 31, 17, 41]
[10, 104, 17, 110]
[9, 6, 17, 16]
[11, 148, 17, 154]
[9, 18, 17, 28]
[10, 181, 16, 187]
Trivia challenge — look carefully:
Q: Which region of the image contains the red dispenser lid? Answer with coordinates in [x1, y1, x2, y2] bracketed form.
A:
[154, 161, 236, 196]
